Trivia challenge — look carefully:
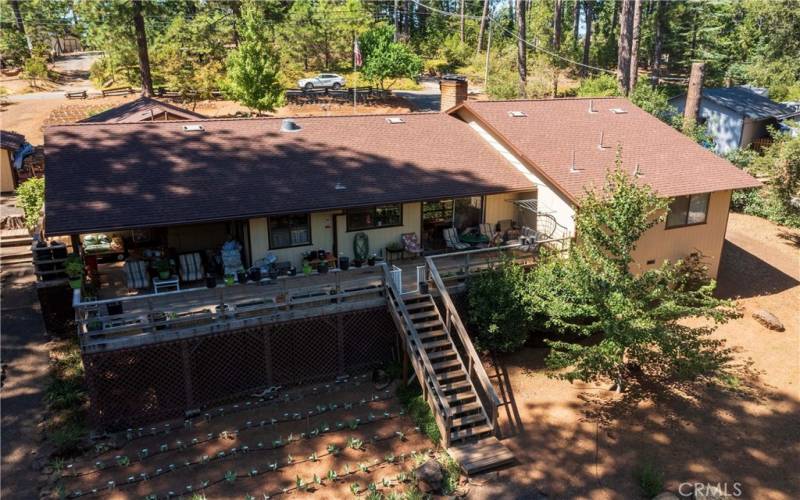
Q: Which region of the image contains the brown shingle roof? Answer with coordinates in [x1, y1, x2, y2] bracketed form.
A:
[454, 98, 761, 202]
[44, 113, 534, 235]
[80, 97, 206, 123]
[1, 130, 26, 150]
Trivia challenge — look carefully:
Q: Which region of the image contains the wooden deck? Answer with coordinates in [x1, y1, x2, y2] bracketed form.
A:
[447, 436, 516, 475]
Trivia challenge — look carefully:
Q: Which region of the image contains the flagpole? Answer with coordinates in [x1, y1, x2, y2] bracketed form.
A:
[353, 32, 357, 112]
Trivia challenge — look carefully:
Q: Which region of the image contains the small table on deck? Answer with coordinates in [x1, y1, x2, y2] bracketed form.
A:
[460, 232, 490, 246]
[153, 276, 180, 294]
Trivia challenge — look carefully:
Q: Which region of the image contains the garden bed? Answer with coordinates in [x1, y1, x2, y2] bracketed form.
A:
[52, 375, 438, 499]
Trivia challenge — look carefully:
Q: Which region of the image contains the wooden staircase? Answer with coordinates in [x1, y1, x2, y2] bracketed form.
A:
[384, 265, 515, 475]
[401, 293, 495, 444]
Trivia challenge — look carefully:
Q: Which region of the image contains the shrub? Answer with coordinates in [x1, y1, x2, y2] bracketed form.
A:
[397, 383, 440, 445]
[15, 177, 45, 230]
[438, 453, 461, 495]
[576, 74, 620, 97]
[466, 259, 532, 353]
[635, 461, 664, 498]
[49, 421, 87, 457]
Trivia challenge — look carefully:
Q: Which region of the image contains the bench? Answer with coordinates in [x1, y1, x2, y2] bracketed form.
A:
[65, 90, 87, 99]
[101, 86, 134, 97]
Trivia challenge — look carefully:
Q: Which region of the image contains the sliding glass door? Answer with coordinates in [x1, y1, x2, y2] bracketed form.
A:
[421, 196, 483, 249]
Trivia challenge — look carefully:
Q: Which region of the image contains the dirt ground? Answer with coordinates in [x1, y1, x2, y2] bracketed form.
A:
[469, 213, 799, 499]
[57, 378, 435, 499]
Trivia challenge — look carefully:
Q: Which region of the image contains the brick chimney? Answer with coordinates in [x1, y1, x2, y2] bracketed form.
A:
[440, 74, 468, 112]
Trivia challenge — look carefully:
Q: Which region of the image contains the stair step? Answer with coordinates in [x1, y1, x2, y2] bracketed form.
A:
[450, 424, 492, 442]
[451, 413, 487, 428]
[446, 392, 477, 405]
[409, 310, 437, 321]
[417, 330, 447, 342]
[424, 339, 452, 351]
[413, 319, 442, 330]
[432, 358, 462, 372]
[441, 380, 471, 394]
[450, 401, 483, 416]
[437, 370, 466, 384]
[427, 349, 456, 361]
[405, 301, 434, 311]
[402, 294, 431, 304]
[0, 236, 32, 248]
[447, 437, 516, 475]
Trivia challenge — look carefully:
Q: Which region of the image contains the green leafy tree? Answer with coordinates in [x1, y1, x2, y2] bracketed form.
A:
[741, 133, 800, 228]
[360, 24, 421, 90]
[538, 154, 738, 390]
[15, 177, 45, 230]
[22, 54, 48, 89]
[222, 0, 284, 114]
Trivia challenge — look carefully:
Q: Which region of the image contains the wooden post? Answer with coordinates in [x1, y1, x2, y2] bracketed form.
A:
[402, 346, 409, 386]
[684, 61, 705, 132]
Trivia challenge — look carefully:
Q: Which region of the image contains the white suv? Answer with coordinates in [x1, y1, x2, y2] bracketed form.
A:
[297, 73, 346, 91]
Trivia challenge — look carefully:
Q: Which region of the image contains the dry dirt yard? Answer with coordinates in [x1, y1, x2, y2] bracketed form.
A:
[469, 213, 799, 499]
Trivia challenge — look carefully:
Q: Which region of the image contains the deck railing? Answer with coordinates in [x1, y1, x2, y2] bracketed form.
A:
[74, 266, 387, 352]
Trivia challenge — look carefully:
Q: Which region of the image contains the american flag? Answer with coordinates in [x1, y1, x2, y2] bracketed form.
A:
[354, 39, 362, 68]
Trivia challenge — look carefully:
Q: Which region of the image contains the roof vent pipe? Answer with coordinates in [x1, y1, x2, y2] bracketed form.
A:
[588, 99, 597, 114]
[569, 148, 582, 173]
[598, 130, 608, 149]
[280, 119, 302, 132]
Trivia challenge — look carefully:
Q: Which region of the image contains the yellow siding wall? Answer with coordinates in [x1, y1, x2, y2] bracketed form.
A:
[631, 190, 732, 278]
[249, 212, 337, 267]
[1, 150, 15, 193]
[484, 191, 536, 225]
[336, 203, 421, 261]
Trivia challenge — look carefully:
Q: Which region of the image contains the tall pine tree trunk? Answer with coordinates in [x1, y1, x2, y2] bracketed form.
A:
[616, 0, 633, 96]
[460, 0, 465, 43]
[132, 0, 154, 97]
[628, 0, 642, 91]
[552, 0, 563, 49]
[403, 0, 411, 40]
[394, 0, 399, 41]
[516, 0, 527, 97]
[10, 0, 32, 56]
[651, 0, 665, 83]
[581, 0, 593, 77]
[477, 0, 490, 53]
[231, 0, 241, 47]
[572, 0, 580, 43]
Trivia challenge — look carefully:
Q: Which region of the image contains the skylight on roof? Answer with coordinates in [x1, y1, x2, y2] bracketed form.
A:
[610, 108, 627, 114]
[182, 124, 205, 132]
[508, 111, 527, 118]
[385, 117, 405, 124]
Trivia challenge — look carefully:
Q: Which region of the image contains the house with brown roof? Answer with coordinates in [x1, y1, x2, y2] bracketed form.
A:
[1, 130, 27, 193]
[80, 96, 206, 124]
[40, 82, 760, 454]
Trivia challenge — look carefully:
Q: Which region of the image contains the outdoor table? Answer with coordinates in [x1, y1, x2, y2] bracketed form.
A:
[460, 232, 490, 246]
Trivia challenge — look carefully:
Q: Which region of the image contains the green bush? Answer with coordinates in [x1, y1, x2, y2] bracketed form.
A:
[45, 378, 86, 411]
[575, 74, 620, 97]
[438, 453, 461, 495]
[441, 33, 471, 69]
[466, 260, 532, 353]
[635, 461, 664, 498]
[15, 177, 44, 230]
[49, 421, 87, 457]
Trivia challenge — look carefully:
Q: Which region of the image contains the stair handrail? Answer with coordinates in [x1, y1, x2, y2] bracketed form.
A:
[380, 265, 453, 442]
[424, 255, 501, 432]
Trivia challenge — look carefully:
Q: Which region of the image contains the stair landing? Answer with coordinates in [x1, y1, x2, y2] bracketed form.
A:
[447, 436, 516, 475]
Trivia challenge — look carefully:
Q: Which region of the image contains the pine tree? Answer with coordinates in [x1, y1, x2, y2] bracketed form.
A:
[223, 0, 284, 114]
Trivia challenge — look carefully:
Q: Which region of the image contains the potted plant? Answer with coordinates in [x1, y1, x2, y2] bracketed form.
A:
[367, 255, 376, 266]
[302, 262, 312, 275]
[353, 258, 363, 268]
[339, 256, 349, 271]
[317, 260, 329, 274]
[236, 269, 248, 284]
[154, 259, 171, 280]
[64, 253, 83, 289]
[224, 274, 235, 286]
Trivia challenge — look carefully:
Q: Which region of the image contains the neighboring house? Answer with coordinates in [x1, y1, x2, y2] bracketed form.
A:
[669, 87, 794, 154]
[80, 96, 207, 123]
[0, 130, 26, 193]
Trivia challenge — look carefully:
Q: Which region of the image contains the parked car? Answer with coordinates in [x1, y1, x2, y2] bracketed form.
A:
[297, 73, 346, 90]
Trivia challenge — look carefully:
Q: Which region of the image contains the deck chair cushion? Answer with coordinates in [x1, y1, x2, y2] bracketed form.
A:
[179, 252, 204, 282]
[401, 233, 423, 255]
[124, 260, 149, 289]
[444, 227, 470, 250]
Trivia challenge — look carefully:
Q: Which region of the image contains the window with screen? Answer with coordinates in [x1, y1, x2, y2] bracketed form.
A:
[268, 214, 311, 248]
[347, 204, 402, 231]
[666, 193, 710, 228]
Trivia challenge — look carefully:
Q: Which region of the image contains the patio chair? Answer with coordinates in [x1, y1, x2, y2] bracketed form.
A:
[123, 260, 150, 290]
[179, 252, 205, 283]
[401, 233, 424, 258]
[443, 227, 470, 251]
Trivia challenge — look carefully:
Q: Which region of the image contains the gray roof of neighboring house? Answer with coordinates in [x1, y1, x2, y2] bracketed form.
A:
[0, 130, 26, 150]
[671, 87, 794, 121]
[80, 97, 207, 123]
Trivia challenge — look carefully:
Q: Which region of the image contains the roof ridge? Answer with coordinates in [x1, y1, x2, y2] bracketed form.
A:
[46, 110, 444, 129]
[469, 96, 625, 104]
